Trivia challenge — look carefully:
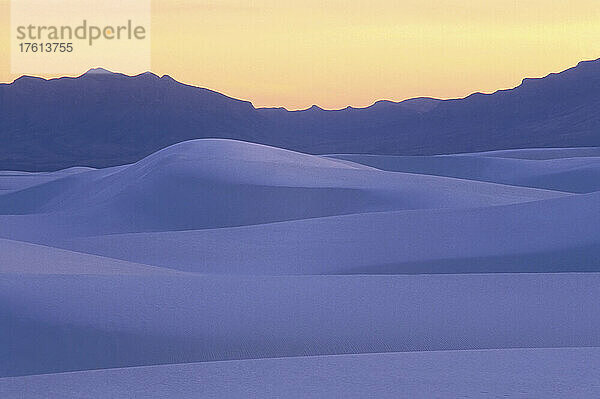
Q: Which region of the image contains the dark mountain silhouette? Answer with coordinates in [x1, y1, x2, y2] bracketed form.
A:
[1, 58, 599, 171]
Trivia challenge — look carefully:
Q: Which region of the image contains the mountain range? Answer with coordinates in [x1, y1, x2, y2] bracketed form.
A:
[1, 59, 599, 171]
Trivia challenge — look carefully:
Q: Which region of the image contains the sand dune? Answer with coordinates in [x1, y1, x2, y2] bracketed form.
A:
[0, 238, 180, 275]
[0, 167, 92, 194]
[0, 139, 598, 395]
[2, 272, 600, 376]
[329, 150, 600, 193]
[0, 140, 564, 237]
[3, 348, 600, 398]
[47, 191, 600, 275]
[467, 147, 600, 160]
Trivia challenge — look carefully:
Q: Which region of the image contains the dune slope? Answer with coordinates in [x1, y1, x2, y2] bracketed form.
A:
[2, 348, 600, 399]
[329, 148, 600, 193]
[47, 191, 600, 275]
[2, 272, 600, 376]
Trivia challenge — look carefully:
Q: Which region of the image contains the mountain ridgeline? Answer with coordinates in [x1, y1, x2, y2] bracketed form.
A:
[1, 60, 599, 171]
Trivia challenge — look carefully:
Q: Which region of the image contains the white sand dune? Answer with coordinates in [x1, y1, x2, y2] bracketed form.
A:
[2, 347, 600, 398]
[466, 147, 600, 160]
[0, 139, 598, 396]
[0, 140, 564, 237]
[2, 272, 600, 376]
[0, 238, 180, 275]
[329, 150, 600, 193]
[0, 167, 93, 194]
[48, 191, 600, 275]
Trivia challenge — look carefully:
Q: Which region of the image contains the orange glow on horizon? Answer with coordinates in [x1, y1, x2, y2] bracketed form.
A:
[1, 0, 599, 109]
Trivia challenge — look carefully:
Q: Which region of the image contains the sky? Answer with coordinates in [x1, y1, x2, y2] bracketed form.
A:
[1, 0, 599, 109]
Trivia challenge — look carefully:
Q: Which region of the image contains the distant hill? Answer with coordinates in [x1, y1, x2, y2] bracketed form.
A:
[1, 59, 599, 171]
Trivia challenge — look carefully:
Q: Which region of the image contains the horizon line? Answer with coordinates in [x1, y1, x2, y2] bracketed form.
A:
[3, 56, 599, 112]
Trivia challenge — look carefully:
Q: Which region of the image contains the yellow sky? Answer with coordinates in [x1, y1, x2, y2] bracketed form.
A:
[1, 0, 599, 109]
